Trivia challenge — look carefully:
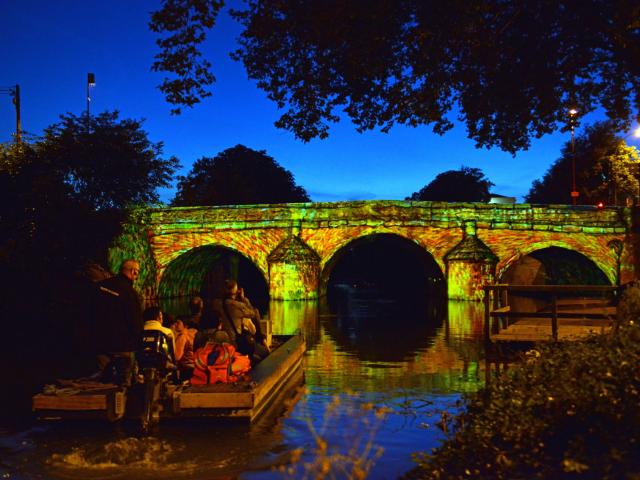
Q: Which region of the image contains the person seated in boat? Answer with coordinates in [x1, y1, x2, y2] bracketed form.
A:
[191, 336, 252, 385]
[193, 311, 232, 351]
[141, 306, 176, 366]
[222, 279, 269, 364]
[184, 296, 204, 329]
[168, 316, 196, 380]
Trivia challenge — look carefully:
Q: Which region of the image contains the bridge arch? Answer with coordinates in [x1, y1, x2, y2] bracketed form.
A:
[498, 242, 613, 285]
[158, 244, 269, 313]
[318, 232, 445, 298]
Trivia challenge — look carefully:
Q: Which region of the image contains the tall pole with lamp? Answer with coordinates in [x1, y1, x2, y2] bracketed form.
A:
[87, 73, 95, 116]
[569, 108, 579, 205]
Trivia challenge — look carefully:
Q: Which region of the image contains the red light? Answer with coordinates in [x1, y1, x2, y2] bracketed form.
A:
[597, 202, 605, 209]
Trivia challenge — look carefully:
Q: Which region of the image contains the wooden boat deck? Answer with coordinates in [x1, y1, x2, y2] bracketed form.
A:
[172, 334, 305, 420]
[483, 285, 617, 343]
[32, 334, 305, 422]
[490, 316, 613, 342]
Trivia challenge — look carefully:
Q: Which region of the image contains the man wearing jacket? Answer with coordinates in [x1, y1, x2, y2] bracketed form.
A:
[95, 259, 143, 386]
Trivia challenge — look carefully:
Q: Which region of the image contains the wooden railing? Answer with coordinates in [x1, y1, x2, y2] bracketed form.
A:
[483, 284, 618, 343]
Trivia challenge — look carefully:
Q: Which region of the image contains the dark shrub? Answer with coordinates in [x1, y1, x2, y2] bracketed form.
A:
[406, 286, 640, 479]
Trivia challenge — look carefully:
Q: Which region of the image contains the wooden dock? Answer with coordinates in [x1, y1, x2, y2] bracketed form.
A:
[483, 285, 617, 343]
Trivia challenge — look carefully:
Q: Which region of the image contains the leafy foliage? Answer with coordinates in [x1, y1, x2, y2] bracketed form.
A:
[152, 0, 640, 152]
[404, 286, 640, 480]
[41, 112, 179, 210]
[172, 144, 310, 206]
[526, 122, 640, 205]
[149, 0, 223, 114]
[407, 167, 494, 202]
[0, 112, 178, 363]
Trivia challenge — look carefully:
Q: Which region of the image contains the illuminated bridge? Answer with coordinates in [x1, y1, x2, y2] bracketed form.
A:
[110, 201, 637, 302]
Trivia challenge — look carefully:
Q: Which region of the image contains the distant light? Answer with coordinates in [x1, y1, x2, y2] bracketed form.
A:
[569, 108, 578, 115]
[634, 126, 640, 138]
[596, 201, 605, 209]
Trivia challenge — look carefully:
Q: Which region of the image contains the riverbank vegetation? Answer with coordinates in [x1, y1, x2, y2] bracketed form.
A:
[404, 286, 640, 479]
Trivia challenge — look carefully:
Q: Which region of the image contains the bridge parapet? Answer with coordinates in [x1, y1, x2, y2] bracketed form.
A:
[149, 201, 630, 234]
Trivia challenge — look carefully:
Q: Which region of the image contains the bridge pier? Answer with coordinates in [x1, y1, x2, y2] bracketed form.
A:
[445, 222, 498, 301]
[267, 234, 321, 300]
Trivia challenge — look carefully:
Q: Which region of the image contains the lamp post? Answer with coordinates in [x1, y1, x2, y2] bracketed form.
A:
[87, 73, 95, 116]
[569, 108, 579, 205]
[1, 84, 21, 144]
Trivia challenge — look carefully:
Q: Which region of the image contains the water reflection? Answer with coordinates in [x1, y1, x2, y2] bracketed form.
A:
[302, 298, 486, 398]
[3, 292, 489, 479]
[269, 300, 319, 338]
[320, 284, 446, 361]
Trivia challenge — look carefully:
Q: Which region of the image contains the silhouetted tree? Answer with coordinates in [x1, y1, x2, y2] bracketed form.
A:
[526, 122, 640, 205]
[172, 144, 310, 206]
[407, 167, 494, 202]
[40, 111, 179, 210]
[149, 0, 221, 115]
[0, 113, 179, 361]
[150, 1, 640, 153]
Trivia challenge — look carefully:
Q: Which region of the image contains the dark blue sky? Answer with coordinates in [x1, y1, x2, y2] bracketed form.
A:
[2, 1, 638, 203]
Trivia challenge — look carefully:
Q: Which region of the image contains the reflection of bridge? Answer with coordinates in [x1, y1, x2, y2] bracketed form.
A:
[111, 201, 636, 302]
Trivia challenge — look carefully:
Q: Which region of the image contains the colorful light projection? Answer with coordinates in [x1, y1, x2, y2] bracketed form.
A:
[269, 299, 319, 335]
[303, 300, 487, 395]
[268, 235, 321, 300]
[445, 227, 498, 301]
[112, 201, 633, 303]
[108, 207, 157, 304]
[492, 236, 621, 285]
[157, 245, 248, 299]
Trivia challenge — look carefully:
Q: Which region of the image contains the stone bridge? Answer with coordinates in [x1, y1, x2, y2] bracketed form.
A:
[110, 201, 638, 302]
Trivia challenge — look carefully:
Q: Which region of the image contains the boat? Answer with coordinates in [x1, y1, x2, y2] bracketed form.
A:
[32, 334, 306, 425]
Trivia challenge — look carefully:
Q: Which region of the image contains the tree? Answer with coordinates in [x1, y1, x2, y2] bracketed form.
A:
[150, 1, 640, 153]
[149, 0, 223, 115]
[526, 122, 640, 205]
[0, 113, 179, 361]
[407, 167, 494, 202]
[40, 112, 179, 210]
[173, 144, 310, 206]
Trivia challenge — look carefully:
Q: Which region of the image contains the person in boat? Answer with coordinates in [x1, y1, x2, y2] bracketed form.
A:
[142, 306, 176, 355]
[168, 316, 196, 380]
[140, 306, 177, 374]
[184, 296, 204, 329]
[193, 310, 232, 351]
[94, 259, 144, 386]
[222, 279, 269, 363]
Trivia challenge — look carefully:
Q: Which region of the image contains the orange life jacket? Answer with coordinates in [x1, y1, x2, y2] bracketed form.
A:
[191, 342, 251, 385]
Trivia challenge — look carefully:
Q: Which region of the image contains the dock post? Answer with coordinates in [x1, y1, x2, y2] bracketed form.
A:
[484, 287, 491, 345]
[551, 294, 558, 341]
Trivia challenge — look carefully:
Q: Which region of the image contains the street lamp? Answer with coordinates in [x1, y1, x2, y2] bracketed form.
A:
[569, 108, 579, 205]
[87, 73, 95, 116]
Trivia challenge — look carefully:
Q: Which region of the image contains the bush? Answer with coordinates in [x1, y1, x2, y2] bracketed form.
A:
[405, 286, 640, 479]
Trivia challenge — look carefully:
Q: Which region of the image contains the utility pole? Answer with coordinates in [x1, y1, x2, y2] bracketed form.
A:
[1, 84, 21, 143]
[569, 108, 579, 205]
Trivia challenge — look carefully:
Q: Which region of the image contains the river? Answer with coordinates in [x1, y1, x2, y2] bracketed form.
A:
[0, 290, 488, 479]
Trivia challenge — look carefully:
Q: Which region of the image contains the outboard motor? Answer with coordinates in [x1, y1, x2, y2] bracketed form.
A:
[137, 330, 175, 434]
[139, 330, 174, 371]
